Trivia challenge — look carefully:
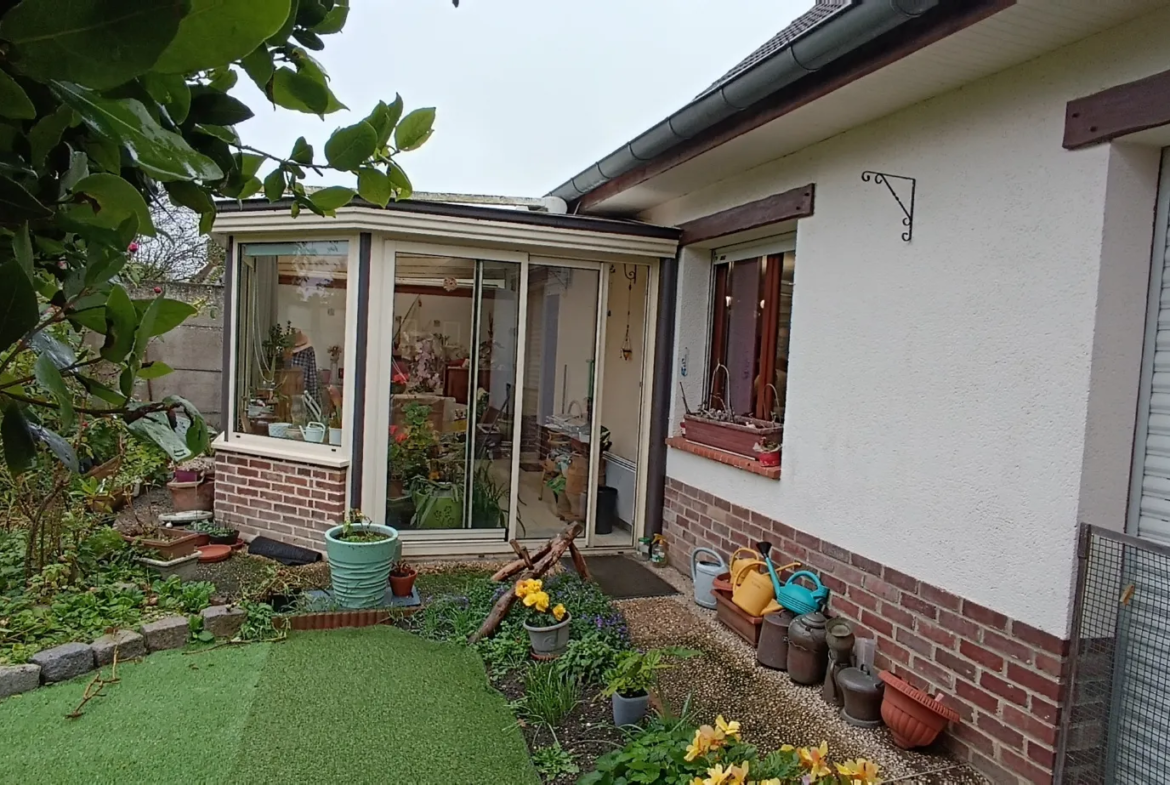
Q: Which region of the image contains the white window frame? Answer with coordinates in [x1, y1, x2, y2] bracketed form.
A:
[218, 232, 361, 468]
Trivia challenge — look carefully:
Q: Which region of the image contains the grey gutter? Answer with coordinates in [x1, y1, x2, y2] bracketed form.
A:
[549, 0, 939, 204]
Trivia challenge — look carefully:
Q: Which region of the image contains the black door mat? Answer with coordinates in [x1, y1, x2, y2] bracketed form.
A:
[561, 555, 679, 600]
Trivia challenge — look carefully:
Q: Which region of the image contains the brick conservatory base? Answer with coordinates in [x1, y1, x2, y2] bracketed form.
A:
[214, 453, 347, 554]
[662, 477, 1069, 785]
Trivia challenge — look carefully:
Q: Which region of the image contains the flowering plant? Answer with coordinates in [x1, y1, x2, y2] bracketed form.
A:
[580, 715, 882, 785]
[514, 579, 568, 627]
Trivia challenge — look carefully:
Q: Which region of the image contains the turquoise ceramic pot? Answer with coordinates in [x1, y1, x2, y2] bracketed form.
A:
[324, 523, 400, 609]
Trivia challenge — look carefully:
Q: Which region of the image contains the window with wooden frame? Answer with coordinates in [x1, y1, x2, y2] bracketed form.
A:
[707, 239, 795, 426]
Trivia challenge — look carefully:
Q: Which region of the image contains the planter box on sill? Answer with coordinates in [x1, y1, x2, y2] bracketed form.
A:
[683, 414, 781, 459]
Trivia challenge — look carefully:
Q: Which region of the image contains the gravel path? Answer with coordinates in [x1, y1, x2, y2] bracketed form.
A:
[616, 567, 987, 785]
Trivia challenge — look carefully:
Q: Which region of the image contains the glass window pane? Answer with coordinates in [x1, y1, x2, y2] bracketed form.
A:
[235, 240, 349, 445]
[724, 258, 760, 415]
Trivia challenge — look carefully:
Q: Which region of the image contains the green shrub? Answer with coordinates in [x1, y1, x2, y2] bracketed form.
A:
[513, 661, 580, 732]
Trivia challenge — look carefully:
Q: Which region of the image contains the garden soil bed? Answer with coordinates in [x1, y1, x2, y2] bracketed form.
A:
[494, 671, 626, 785]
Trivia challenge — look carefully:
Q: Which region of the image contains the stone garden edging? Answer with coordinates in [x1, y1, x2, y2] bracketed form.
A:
[0, 604, 245, 700]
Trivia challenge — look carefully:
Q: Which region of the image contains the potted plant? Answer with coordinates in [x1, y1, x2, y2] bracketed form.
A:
[323, 509, 400, 609]
[602, 647, 699, 726]
[515, 579, 571, 657]
[681, 366, 783, 458]
[168, 455, 216, 512]
[468, 463, 507, 529]
[389, 560, 418, 597]
[205, 525, 239, 546]
[753, 437, 780, 467]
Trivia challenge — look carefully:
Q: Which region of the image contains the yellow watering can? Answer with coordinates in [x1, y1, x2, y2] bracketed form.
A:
[731, 558, 775, 617]
[730, 547, 762, 580]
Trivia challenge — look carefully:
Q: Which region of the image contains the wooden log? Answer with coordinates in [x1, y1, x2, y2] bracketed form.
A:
[510, 539, 534, 570]
[470, 524, 581, 643]
[489, 543, 552, 582]
[568, 542, 591, 582]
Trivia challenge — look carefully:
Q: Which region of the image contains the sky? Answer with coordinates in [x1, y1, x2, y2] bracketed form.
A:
[238, 0, 810, 198]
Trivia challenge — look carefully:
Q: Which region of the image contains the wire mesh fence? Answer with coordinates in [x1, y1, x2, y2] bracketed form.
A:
[1058, 525, 1170, 784]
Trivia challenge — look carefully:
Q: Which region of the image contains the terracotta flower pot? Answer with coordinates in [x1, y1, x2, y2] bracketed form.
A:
[878, 671, 960, 749]
[389, 566, 417, 597]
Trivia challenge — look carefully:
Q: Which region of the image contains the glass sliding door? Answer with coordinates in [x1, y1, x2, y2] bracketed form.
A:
[385, 253, 517, 536]
[515, 263, 602, 541]
[463, 260, 521, 531]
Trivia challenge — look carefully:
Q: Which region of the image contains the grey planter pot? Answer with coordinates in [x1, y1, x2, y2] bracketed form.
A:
[523, 613, 571, 657]
[612, 691, 650, 726]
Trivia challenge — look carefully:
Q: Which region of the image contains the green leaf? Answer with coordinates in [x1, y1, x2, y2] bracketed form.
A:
[72, 173, 155, 236]
[291, 136, 314, 164]
[138, 361, 174, 380]
[0, 70, 35, 120]
[267, 0, 298, 44]
[78, 375, 126, 406]
[128, 411, 191, 461]
[188, 88, 255, 126]
[198, 629, 215, 643]
[83, 247, 126, 287]
[325, 121, 377, 171]
[34, 353, 74, 431]
[1, 403, 36, 477]
[134, 296, 163, 364]
[164, 180, 215, 216]
[12, 223, 33, 281]
[394, 107, 436, 151]
[193, 124, 240, 144]
[263, 168, 286, 202]
[292, 29, 324, 51]
[58, 148, 90, 196]
[83, 135, 122, 174]
[134, 298, 197, 336]
[54, 83, 224, 183]
[269, 67, 329, 116]
[313, 0, 348, 34]
[27, 105, 74, 166]
[142, 72, 191, 124]
[357, 167, 391, 208]
[156, 0, 292, 73]
[0, 0, 185, 90]
[387, 161, 412, 200]
[0, 258, 38, 354]
[367, 95, 402, 149]
[308, 186, 355, 213]
[184, 413, 208, 455]
[29, 332, 77, 370]
[0, 176, 51, 226]
[240, 45, 275, 91]
[100, 285, 137, 363]
[207, 67, 238, 92]
[29, 424, 79, 472]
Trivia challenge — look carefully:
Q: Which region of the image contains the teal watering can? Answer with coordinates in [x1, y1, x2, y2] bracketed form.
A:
[758, 541, 829, 616]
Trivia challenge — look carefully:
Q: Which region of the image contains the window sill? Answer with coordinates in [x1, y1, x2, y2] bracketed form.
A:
[213, 434, 351, 469]
[666, 436, 781, 480]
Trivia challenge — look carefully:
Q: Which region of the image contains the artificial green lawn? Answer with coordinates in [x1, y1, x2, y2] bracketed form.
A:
[0, 627, 538, 785]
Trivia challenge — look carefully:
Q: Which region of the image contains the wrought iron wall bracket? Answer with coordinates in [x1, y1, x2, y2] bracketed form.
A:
[861, 171, 916, 242]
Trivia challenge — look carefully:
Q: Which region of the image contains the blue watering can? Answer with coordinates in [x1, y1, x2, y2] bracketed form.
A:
[691, 547, 727, 609]
[757, 541, 829, 616]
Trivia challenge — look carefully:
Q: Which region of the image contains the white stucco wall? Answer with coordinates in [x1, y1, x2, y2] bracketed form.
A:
[645, 9, 1170, 635]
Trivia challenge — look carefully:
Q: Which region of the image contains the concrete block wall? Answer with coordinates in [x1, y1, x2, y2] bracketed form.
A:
[214, 452, 346, 554]
[662, 477, 1070, 785]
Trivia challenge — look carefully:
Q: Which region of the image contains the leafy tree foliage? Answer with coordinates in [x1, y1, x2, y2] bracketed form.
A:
[0, 0, 434, 475]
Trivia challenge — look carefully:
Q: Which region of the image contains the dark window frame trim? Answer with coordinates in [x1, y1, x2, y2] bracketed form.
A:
[1064, 67, 1170, 150]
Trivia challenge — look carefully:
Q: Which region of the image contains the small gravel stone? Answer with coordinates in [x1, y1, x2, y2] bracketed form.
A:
[30, 642, 94, 683]
[91, 630, 146, 666]
[201, 604, 246, 638]
[141, 616, 190, 652]
[0, 664, 40, 698]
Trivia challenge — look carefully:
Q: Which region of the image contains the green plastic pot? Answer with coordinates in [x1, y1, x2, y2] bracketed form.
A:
[323, 523, 400, 609]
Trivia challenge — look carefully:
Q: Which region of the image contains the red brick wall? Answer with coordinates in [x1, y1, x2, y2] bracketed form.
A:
[663, 477, 1070, 785]
[214, 452, 348, 554]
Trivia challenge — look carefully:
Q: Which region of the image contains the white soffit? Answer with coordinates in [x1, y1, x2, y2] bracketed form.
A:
[590, 0, 1169, 216]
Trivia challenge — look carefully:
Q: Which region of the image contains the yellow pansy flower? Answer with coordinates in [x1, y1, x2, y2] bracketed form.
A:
[515, 578, 543, 598]
[715, 715, 741, 740]
[726, 761, 749, 785]
[835, 758, 882, 784]
[552, 603, 567, 621]
[753, 780, 782, 785]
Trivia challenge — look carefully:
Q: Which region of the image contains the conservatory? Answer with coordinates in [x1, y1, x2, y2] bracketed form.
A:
[211, 199, 679, 557]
